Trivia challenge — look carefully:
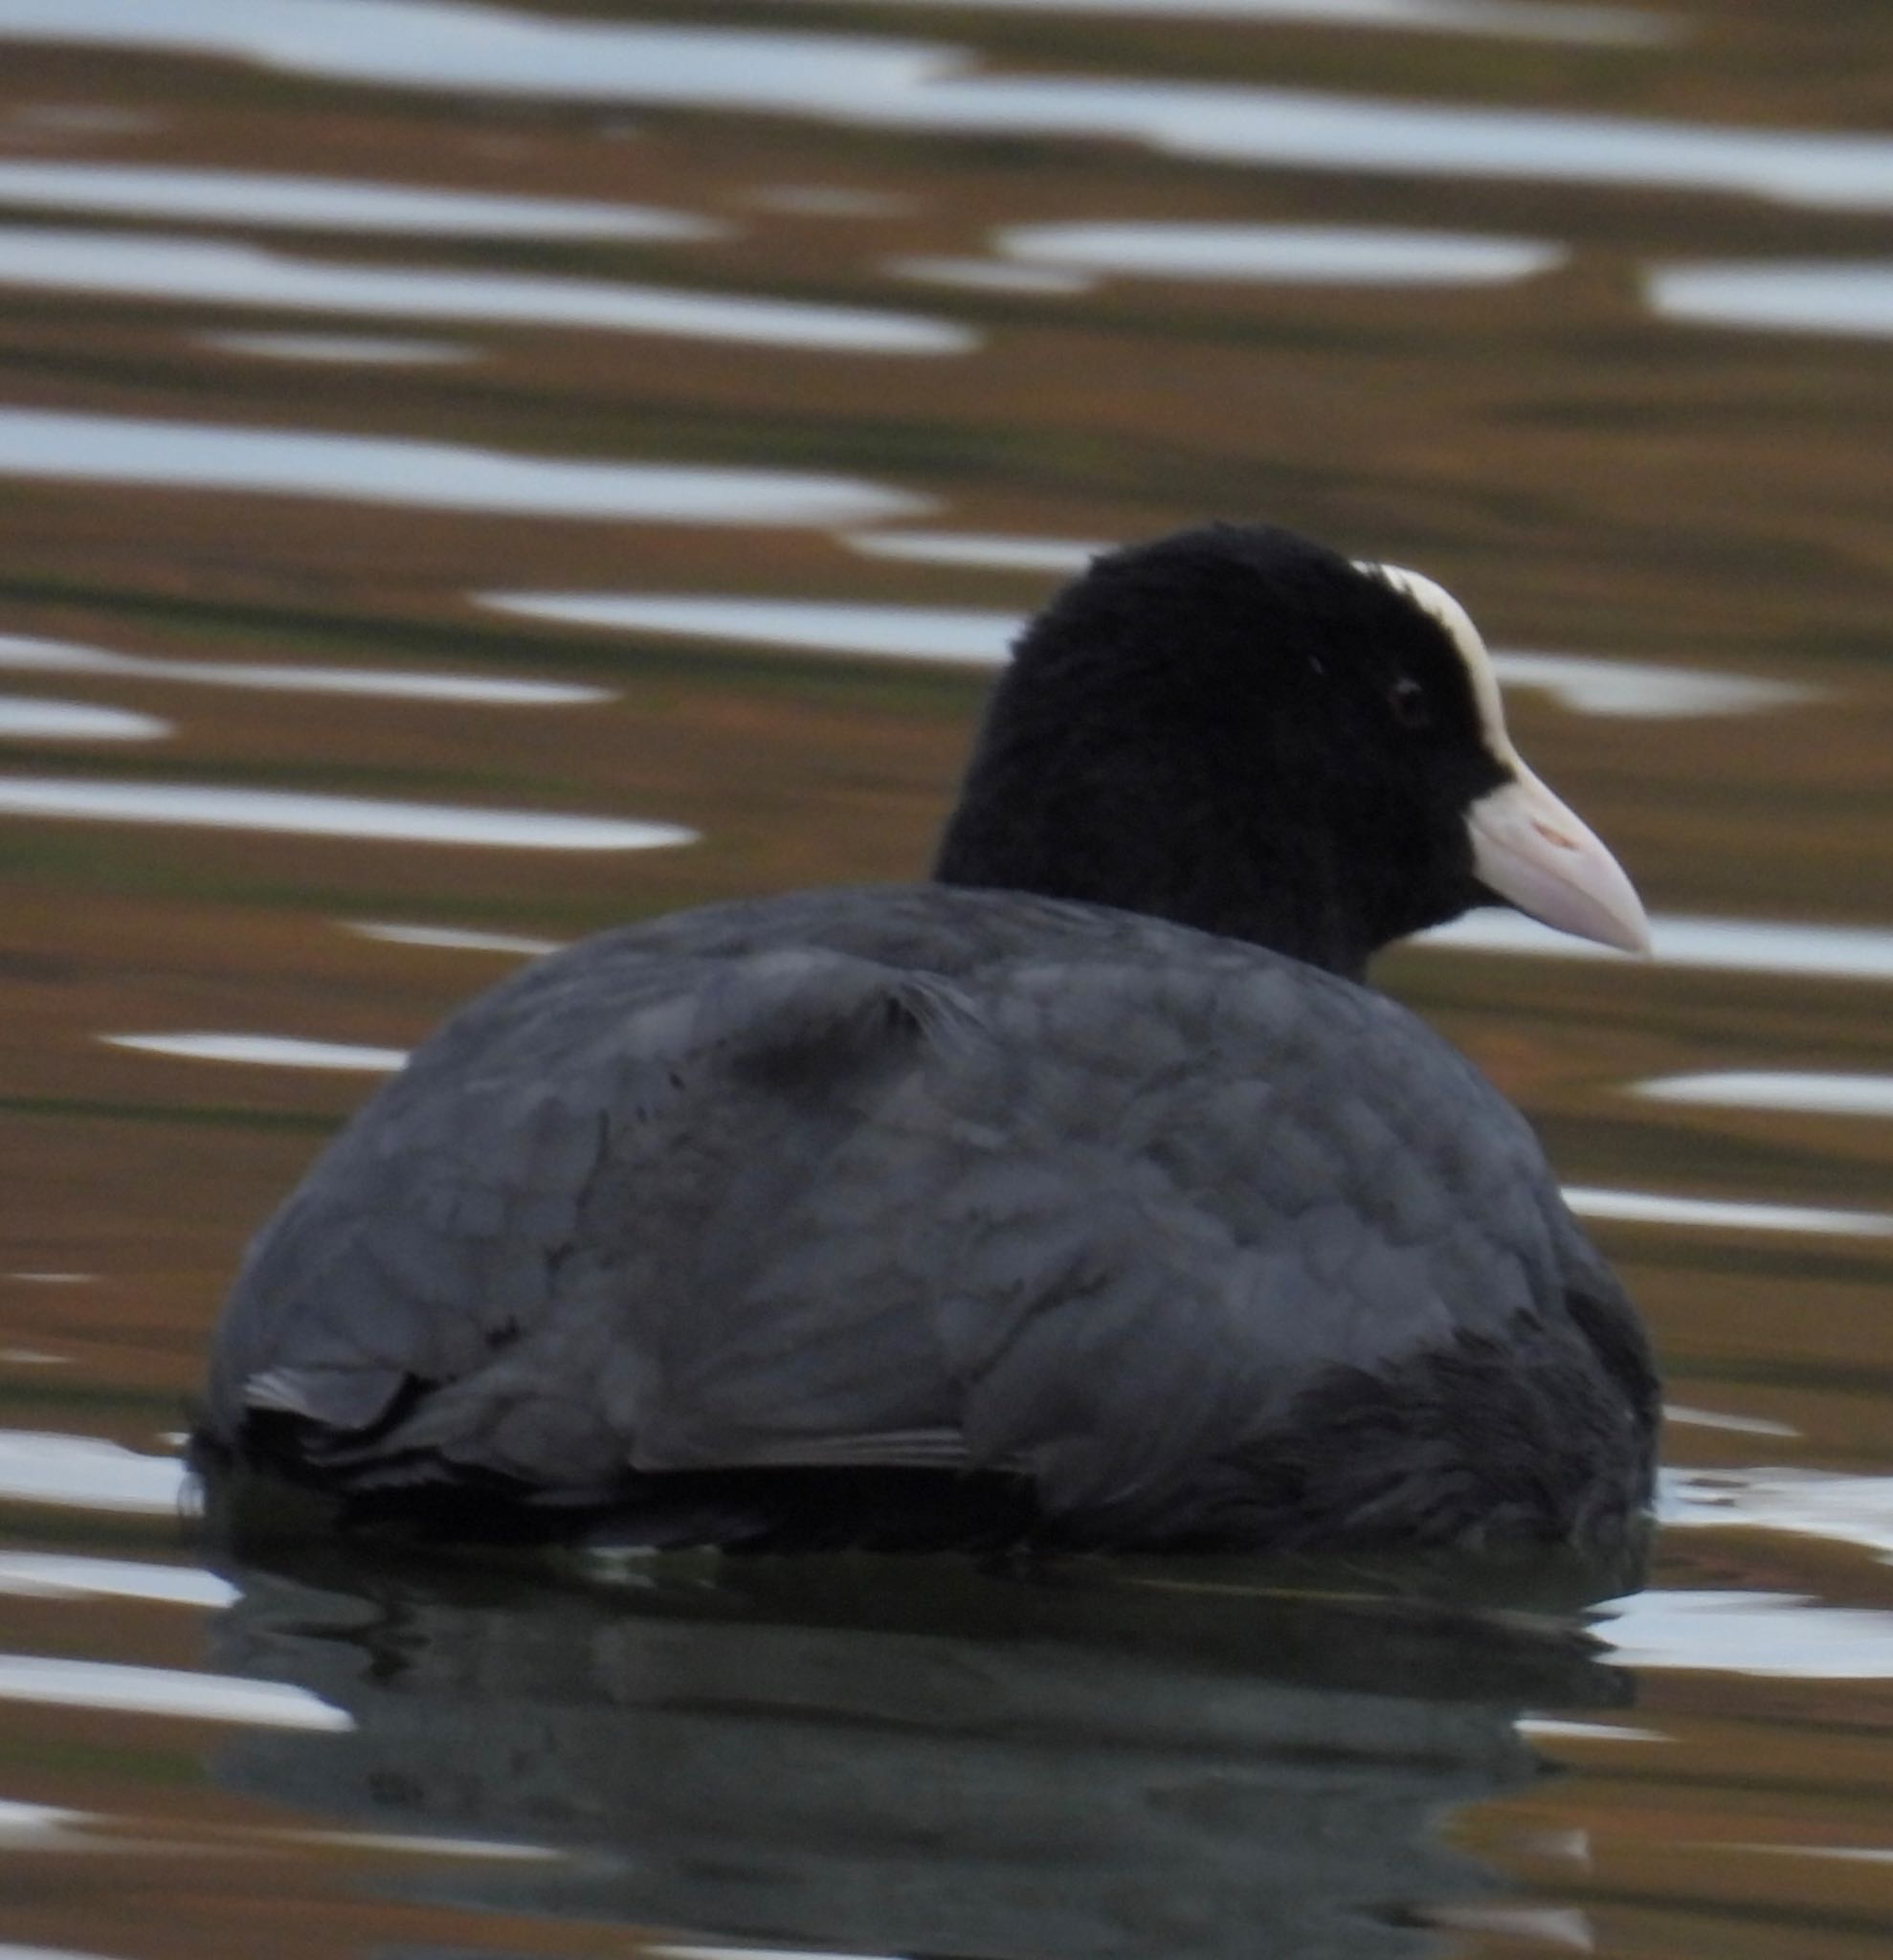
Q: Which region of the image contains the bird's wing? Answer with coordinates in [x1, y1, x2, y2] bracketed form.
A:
[208, 921, 1579, 1530]
[881, 957, 1579, 1538]
[207, 933, 989, 1493]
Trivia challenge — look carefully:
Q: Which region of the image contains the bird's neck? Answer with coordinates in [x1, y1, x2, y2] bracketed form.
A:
[931, 772, 1379, 981]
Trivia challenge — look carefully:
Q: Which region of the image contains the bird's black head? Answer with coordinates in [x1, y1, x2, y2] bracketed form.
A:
[932, 523, 1646, 980]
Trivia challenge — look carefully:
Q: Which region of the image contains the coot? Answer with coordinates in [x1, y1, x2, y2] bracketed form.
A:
[198, 524, 1659, 1553]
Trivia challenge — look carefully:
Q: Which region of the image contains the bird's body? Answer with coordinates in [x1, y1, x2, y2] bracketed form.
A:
[198, 524, 1659, 1554]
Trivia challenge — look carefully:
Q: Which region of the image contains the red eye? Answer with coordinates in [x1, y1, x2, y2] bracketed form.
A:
[1389, 677, 1432, 729]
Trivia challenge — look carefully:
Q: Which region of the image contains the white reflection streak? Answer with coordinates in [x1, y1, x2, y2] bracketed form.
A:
[1663, 1405, 1799, 1439]
[0, 695, 169, 742]
[1489, 651, 1810, 718]
[0, 1793, 561, 1869]
[0, 1552, 235, 1609]
[1637, 1071, 1893, 1119]
[0, 777, 696, 851]
[925, 78, 1893, 214]
[1663, 1467, 1893, 1563]
[103, 1033, 408, 1072]
[0, 408, 929, 528]
[1597, 1590, 1893, 1681]
[482, 592, 1017, 665]
[1648, 262, 1893, 340]
[1422, 911, 1893, 983]
[1564, 1188, 1893, 1238]
[346, 920, 564, 956]
[0, 160, 724, 240]
[1514, 1717, 1667, 1744]
[996, 220, 1565, 285]
[0, 228, 976, 356]
[0, 1796, 96, 1851]
[0, 0, 965, 102]
[0, 1431, 187, 1513]
[0, 631, 612, 707]
[843, 531, 1103, 573]
[3, 4, 1889, 212]
[0, 1653, 352, 1729]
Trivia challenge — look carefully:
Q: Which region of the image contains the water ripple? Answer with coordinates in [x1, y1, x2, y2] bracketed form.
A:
[0, 227, 976, 356]
[0, 630, 613, 707]
[0, 1551, 235, 1609]
[0, 158, 724, 239]
[103, 1033, 409, 1072]
[1637, 1072, 1893, 1119]
[4, 2, 1887, 212]
[1598, 1590, 1893, 1680]
[0, 1430, 187, 1514]
[0, 694, 169, 742]
[345, 920, 563, 956]
[0, 776, 697, 850]
[1565, 1187, 1893, 1238]
[484, 592, 1018, 667]
[0, 2, 961, 111]
[844, 530, 1103, 573]
[1664, 1467, 1893, 1564]
[1488, 651, 1810, 718]
[1648, 261, 1893, 340]
[1423, 911, 1893, 982]
[0, 407, 928, 527]
[0, 1653, 352, 1729]
[996, 220, 1566, 286]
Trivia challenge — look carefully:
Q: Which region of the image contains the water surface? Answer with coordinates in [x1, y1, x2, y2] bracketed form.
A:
[0, 3, 1888, 1958]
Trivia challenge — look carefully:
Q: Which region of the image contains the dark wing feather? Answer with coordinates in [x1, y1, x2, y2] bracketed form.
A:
[209, 935, 984, 1491]
[207, 888, 1619, 1539]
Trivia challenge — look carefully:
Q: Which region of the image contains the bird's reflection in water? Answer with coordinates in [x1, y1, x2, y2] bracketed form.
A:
[204, 1528, 1644, 1959]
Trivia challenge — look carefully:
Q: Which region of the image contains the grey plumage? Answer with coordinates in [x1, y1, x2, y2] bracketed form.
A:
[204, 886, 1653, 1548]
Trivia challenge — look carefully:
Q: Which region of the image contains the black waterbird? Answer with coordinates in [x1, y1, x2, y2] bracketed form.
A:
[197, 523, 1659, 1555]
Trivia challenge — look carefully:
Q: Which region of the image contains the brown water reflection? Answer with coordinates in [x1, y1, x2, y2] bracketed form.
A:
[0, 2, 1890, 1956]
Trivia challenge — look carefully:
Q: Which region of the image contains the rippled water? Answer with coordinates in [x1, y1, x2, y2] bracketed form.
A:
[0, 3, 1888, 1956]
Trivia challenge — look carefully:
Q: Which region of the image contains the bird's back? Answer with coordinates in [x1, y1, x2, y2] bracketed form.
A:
[201, 885, 1656, 1550]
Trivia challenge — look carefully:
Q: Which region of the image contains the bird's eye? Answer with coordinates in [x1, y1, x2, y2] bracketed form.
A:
[1388, 677, 1431, 730]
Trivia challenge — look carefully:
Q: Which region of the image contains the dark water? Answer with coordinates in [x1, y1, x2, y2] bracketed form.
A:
[0, 3, 1890, 1955]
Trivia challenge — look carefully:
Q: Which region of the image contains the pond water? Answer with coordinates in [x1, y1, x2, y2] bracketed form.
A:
[0, 2, 1889, 1956]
